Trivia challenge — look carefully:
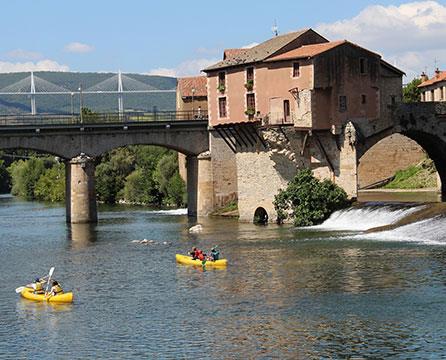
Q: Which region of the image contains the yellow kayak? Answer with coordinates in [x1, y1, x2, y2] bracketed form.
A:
[20, 287, 74, 303]
[176, 254, 227, 267]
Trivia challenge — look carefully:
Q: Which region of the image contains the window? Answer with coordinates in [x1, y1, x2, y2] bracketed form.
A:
[246, 93, 256, 118]
[219, 97, 227, 118]
[245, 67, 254, 91]
[431, 90, 434, 101]
[283, 100, 290, 122]
[361, 94, 367, 105]
[360, 58, 367, 74]
[246, 67, 254, 82]
[339, 95, 347, 112]
[246, 93, 256, 110]
[218, 72, 226, 92]
[292, 62, 300, 77]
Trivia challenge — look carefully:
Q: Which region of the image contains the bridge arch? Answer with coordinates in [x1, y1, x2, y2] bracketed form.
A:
[358, 129, 445, 196]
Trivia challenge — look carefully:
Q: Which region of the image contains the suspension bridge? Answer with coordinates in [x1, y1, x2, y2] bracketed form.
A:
[0, 71, 176, 115]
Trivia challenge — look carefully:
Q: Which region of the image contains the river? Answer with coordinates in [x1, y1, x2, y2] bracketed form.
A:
[1, 193, 446, 358]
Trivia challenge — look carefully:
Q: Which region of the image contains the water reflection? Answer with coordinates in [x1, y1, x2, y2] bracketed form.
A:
[67, 223, 97, 249]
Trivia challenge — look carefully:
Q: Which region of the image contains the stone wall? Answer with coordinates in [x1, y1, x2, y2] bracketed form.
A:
[235, 127, 357, 222]
[358, 134, 426, 188]
[236, 149, 297, 222]
[209, 130, 238, 209]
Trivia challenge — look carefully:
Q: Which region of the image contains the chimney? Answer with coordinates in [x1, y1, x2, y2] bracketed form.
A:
[435, 67, 441, 77]
[420, 71, 429, 82]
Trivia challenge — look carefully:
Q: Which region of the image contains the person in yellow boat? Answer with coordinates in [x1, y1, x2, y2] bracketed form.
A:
[49, 280, 63, 296]
[210, 246, 220, 261]
[31, 277, 46, 294]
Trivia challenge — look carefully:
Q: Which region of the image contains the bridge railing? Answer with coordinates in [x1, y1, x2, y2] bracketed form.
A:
[0, 110, 208, 126]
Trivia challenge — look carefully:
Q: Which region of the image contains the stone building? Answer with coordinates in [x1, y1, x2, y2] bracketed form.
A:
[203, 28, 405, 222]
[176, 76, 208, 114]
[419, 69, 446, 101]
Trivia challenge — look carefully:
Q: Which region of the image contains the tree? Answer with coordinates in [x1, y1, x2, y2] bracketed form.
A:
[153, 152, 186, 207]
[273, 169, 349, 226]
[8, 158, 47, 200]
[81, 107, 100, 123]
[123, 167, 163, 206]
[0, 158, 10, 193]
[403, 78, 422, 103]
[95, 148, 135, 203]
[34, 162, 65, 202]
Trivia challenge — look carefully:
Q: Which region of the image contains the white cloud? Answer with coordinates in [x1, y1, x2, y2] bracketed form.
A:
[147, 58, 219, 77]
[64, 42, 94, 54]
[0, 60, 69, 73]
[316, 1, 446, 80]
[6, 49, 42, 61]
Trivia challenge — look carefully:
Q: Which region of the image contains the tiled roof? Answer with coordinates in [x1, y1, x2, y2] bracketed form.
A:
[223, 49, 247, 60]
[265, 41, 346, 61]
[204, 29, 314, 71]
[177, 76, 207, 97]
[265, 40, 405, 75]
[418, 71, 446, 88]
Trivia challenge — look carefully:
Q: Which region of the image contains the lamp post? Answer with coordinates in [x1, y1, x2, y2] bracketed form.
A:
[78, 84, 83, 124]
[191, 88, 196, 118]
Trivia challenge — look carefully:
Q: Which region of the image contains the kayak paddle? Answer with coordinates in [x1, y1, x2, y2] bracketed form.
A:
[45, 267, 55, 294]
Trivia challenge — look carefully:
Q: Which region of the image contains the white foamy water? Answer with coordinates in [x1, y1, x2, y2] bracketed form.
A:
[356, 217, 446, 246]
[147, 208, 188, 215]
[311, 206, 422, 231]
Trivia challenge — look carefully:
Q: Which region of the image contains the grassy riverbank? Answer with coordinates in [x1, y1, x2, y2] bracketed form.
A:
[383, 158, 438, 189]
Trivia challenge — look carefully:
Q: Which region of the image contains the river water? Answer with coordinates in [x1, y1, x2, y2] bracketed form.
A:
[1, 194, 446, 359]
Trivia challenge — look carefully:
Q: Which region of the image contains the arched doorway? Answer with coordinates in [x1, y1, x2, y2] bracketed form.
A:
[253, 207, 268, 225]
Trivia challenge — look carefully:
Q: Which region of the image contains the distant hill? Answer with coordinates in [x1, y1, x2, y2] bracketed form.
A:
[0, 71, 177, 115]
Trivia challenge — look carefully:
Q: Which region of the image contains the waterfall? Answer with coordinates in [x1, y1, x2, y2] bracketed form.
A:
[311, 205, 422, 231]
[356, 217, 446, 245]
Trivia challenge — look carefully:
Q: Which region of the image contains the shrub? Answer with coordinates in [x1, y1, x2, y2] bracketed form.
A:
[273, 169, 349, 226]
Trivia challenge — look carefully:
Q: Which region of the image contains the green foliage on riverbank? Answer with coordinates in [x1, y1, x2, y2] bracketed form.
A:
[383, 158, 438, 189]
[6, 146, 186, 207]
[274, 169, 349, 226]
[96, 146, 185, 207]
[8, 158, 47, 200]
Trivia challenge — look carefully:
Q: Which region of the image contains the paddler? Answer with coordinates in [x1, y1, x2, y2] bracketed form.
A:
[210, 246, 220, 261]
[49, 280, 64, 296]
[31, 277, 46, 294]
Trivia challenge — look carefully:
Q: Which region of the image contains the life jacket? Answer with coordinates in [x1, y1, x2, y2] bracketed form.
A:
[211, 250, 220, 261]
[33, 281, 44, 293]
[51, 284, 63, 295]
[198, 253, 205, 261]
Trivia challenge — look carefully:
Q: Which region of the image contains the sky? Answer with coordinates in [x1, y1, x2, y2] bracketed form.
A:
[0, 0, 445, 80]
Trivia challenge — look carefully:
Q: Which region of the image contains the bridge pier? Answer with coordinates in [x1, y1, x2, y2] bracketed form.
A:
[186, 155, 198, 217]
[186, 153, 214, 217]
[66, 154, 98, 224]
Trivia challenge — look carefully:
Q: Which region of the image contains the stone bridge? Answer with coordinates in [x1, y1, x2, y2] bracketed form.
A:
[0, 115, 210, 223]
[355, 102, 446, 197]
